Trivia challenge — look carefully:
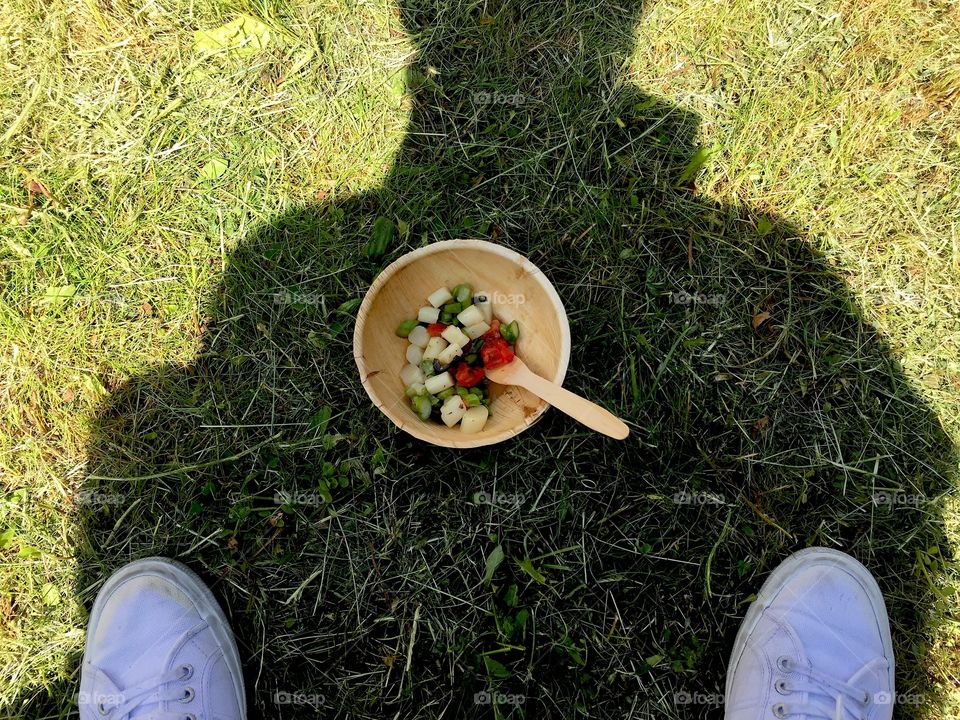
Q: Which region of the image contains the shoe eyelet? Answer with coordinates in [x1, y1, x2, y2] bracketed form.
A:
[862, 691, 870, 704]
[97, 701, 109, 716]
[774, 679, 790, 695]
[179, 664, 194, 680]
[772, 703, 788, 718]
[776, 656, 793, 672]
[182, 715, 196, 720]
[180, 687, 195, 703]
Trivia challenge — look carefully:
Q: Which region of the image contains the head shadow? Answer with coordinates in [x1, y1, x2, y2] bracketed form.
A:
[37, 0, 958, 718]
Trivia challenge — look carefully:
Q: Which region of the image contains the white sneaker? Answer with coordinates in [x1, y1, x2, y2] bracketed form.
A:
[725, 547, 895, 720]
[78, 557, 246, 720]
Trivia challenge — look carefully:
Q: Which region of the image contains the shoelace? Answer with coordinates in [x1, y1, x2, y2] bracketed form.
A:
[98, 664, 196, 720]
[771, 656, 873, 720]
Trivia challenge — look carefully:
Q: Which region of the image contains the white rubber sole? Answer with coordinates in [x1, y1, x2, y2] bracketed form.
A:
[724, 547, 895, 716]
[84, 557, 247, 719]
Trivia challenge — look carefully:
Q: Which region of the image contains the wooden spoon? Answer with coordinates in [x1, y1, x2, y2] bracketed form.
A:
[484, 358, 629, 440]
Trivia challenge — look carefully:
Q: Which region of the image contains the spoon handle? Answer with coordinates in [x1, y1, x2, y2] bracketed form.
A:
[512, 365, 629, 439]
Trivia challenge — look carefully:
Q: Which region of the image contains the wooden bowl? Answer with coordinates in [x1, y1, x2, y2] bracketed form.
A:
[354, 240, 571, 448]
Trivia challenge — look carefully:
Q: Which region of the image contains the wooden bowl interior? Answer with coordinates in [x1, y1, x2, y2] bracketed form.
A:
[355, 243, 569, 448]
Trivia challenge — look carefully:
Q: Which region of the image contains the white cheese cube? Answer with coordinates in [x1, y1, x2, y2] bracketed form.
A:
[422, 336, 448, 361]
[427, 287, 454, 308]
[424, 371, 455, 394]
[440, 395, 467, 427]
[418, 306, 440, 323]
[436, 343, 463, 366]
[464, 321, 491, 340]
[399, 364, 424, 387]
[473, 290, 493, 323]
[406, 344, 424, 365]
[460, 405, 489, 434]
[456, 304, 484, 327]
[407, 325, 430, 348]
[441, 325, 470, 348]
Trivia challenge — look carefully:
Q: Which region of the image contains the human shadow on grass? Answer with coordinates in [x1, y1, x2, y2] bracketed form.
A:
[27, 0, 959, 718]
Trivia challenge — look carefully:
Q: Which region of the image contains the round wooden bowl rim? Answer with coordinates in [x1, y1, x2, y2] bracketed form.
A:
[354, 239, 571, 448]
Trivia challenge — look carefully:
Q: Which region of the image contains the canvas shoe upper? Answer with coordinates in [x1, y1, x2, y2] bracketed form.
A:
[78, 557, 246, 720]
[725, 548, 895, 720]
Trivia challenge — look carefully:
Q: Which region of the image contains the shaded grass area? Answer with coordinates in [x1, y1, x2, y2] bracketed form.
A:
[2, 0, 959, 718]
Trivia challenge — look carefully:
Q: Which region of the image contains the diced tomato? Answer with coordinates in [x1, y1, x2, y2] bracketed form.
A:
[480, 336, 514, 369]
[426, 322, 447, 337]
[484, 318, 501, 338]
[455, 364, 485, 388]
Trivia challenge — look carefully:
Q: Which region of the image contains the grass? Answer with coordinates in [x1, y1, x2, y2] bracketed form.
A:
[1, 0, 959, 718]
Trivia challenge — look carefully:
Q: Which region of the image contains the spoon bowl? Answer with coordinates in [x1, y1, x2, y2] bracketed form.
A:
[485, 358, 629, 440]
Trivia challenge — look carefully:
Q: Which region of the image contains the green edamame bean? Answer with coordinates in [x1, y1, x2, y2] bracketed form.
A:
[452, 283, 472, 303]
[395, 319, 418, 337]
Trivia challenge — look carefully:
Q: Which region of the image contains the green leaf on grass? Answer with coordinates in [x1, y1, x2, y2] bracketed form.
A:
[483, 544, 504, 584]
[517, 556, 546, 583]
[336, 298, 361, 314]
[40, 583, 60, 606]
[756, 215, 774, 236]
[193, 15, 273, 56]
[308, 406, 331, 434]
[18, 545, 41, 559]
[0, 528, 14, 549]
[563, 635, 586, 666]
[197, 158, 229, 182]
[82, 374, 109, 398]
[676, 145, 717, 186]
[317, 480, 333, 504]
[365, 216, 395, 258]
[483, 656, 511, 678]
[43, 284, 76, 302]
[502, 609, 529, 640]
[515, 608, 529, 629]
